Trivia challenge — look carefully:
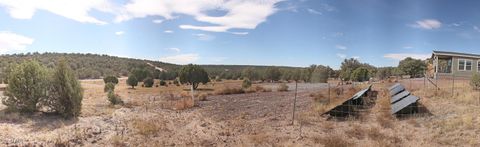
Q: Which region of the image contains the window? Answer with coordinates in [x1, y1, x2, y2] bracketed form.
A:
[478, 60, 480, 72]
[458, 59, 472, 71]
[459, 59, 465, 70]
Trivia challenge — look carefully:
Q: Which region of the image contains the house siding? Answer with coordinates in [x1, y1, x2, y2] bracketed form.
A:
[451, 56, 480, 78]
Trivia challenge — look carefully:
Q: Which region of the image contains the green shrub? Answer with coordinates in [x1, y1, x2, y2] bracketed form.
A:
[103, 76, 118, 84]
[471, 73, 480, 90]
[127, 75, 138, 89]
[160, 80, 167, 86]
[173, 80, 179, 85]
[179, 64, 210, 90]
[45, 60, 83, 118]
[143, 77, 154, 88]
[108, 91, 123, 105]
[242, 78, 252, 89]
[351, 67, 370, 82]
[104, 82, 115, 92]
[3, 60, 49, 113]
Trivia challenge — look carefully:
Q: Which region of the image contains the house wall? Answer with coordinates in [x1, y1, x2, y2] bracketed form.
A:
[451, 56, 480, 78]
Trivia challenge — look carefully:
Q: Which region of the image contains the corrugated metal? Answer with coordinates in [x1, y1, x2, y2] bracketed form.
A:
[391, 95, 419, 114]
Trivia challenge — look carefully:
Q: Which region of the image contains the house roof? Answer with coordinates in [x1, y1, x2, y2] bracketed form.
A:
[432, 50, 480, 59]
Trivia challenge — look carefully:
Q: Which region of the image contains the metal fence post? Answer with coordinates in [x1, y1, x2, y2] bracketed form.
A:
[452, 74, 455, 97]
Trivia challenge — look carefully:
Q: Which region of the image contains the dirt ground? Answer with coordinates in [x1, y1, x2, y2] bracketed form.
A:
[0, 78, 479, 146]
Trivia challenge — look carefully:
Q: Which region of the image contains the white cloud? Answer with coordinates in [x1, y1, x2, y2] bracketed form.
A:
[307, 9, 322, 15]
[0, 32, 34, 53]
[166, 47, 180, 52]
[403, 46, 413, 49]
[336, 53, 346, 59]
[164, 30, 174, 33]
[0, 0, 112, 25]
[116, 0, 283, 33]
[352, 56, 360, 59]
[152, 19, 164, 24]
[410, 19, 442, 30]
[115, 31, 124, 35]
[383, 53, 430, 60]
[194, 33, 214, 41]
[231, 32, 248, 35]
[159, 53, 199, 64]
[335, 45, 347, 50]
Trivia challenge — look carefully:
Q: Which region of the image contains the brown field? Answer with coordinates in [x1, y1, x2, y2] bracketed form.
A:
[0, 78, 479, 146]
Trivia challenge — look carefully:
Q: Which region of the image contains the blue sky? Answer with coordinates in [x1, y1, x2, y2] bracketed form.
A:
[1, 0, 480, 69]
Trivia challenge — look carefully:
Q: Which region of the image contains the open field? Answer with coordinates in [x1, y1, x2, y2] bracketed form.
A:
[0, 78, 479, 146]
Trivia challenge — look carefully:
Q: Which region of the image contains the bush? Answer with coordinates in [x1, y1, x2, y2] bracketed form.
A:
[278, 83, 289, 92]
[44, 60, 83, 118]
[179, 64, 210, 90]
[108, 91, 123, 105]
[471, 73, 480, 90]
[173, 80, 179, 85]
[242, 78, 252, 89]
[351, 67, 370, 82]
[215, 87, 245, 95]
[143, 77, 154, 88]
[3, 60, 48, 113]
[104, 82, 115, 93]
[103, 76, 118, 84]
[127, 75, 138, 89]
[160, 80, 167, 86]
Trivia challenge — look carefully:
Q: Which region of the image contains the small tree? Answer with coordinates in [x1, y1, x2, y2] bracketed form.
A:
[264, 67, 282, 82]
[398, 57, 426, 78]
[127, 75, 138, 89]
[351, 67, 370, 82]
[470, 73, 480, 90]
[104, 82, 115, 92]
[3, 60, 48, 113]
[45, 60, 83, 118]
[242, 78, 252, 89]
[103, 76, 118, 84]
[310, 66, 330, 83]
[143, 77, 154, 87]
[178, 64, 210, 90]
[160, 80, 167, 86]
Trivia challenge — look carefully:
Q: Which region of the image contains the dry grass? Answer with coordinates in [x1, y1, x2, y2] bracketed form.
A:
[345, 124, 366, 139]
[249, 132, 270, 145]
[173, 98, 194, 110]
[277, 83, 289, 92]
[214, 87, 245, 95]
[198, 93, 208, 101]
[313, 135, 353, 147]
[376, 89, 394, 128]
[131, 118, 166, 137]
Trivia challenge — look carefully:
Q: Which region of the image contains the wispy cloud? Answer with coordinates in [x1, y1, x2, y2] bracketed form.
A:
[335, 45, 347, 50]
[383, 53, 430, 60]
[165, 47, 180, 52]
[474, 26, 480, 32]
[115, 31, 124, 35]
[117, 0, 283, 33]
[194, 33, 214, 41]
[410, 19, 442, 30]
[159, 53, 199, 64]
[0, 32, 34, 53]
[307, 9, 322, 15]
[153, 19, 164, 24]
[164, 30, 174, 33]
[403, 46, 413, 49]
[231, 32, 249, 35]
[336, 53, 346, 59]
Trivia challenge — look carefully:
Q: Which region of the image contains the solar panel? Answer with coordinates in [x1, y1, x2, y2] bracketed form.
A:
[351, 85, 371, 100]
[391, 90, 410, 104]
[389, 84, 405, 96]
[391, 95, 419, 114]
[388, 83, 401, 91]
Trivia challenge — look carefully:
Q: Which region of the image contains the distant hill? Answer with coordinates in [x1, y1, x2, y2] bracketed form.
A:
[0, 52, 302, 81]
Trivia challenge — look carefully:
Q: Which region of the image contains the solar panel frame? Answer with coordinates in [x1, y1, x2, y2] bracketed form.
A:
[391, 95, 419, 114]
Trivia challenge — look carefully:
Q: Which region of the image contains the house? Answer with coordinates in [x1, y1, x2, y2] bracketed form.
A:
[432, 50, 480, 79]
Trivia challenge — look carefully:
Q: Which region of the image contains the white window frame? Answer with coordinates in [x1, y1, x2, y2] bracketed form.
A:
[458, 59, 472, 71]
[478, 60, 480, 72]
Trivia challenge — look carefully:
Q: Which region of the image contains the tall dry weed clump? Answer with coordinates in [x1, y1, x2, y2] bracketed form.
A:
[313, 134, 353, 147]
[376, 89, 394, 128]
[174, 98, 194, 110]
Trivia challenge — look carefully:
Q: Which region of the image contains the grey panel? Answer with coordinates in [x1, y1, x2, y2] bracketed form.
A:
[351, 85, 372, 100]
[391, 95, 419, 114]
[389, 84, 405, 96]
[391, 90, 410, 104]
[388, 83, 401, 91]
